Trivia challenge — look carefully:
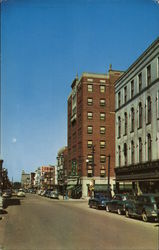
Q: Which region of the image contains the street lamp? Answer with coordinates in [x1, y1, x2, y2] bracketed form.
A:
[106, 155, 111, 198]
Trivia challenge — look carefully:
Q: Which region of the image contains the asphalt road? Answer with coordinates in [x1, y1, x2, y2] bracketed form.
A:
[0, 194, 158, 250]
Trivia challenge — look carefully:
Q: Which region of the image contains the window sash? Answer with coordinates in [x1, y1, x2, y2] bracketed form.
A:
[100, 99, 106, 106]
[87, 126, 93, 134]
[100, 85, 105, 93]
[88, 84, 93, 92]
[100, 127, 106, 134]
[87, 98, 93, 105]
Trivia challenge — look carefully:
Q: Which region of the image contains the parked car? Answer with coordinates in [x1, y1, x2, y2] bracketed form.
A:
[0, 192, 3, 211]
[17, 191, 26, 197]
[106, 194, 130, 215]
[2, 191, 12, 199]
[45, 190, 52, 198]
[125, 193, 159, 222]
[49, 191, 59, 199]
[40, 190, 47, 196]
[89, 195, 111, 209]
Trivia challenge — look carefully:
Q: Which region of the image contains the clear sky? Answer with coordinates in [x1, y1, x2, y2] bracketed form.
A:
[1, 0, 159, 181]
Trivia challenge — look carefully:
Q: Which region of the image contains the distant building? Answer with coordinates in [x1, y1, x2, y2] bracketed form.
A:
[21, 170, 30, 189]
[115, 37, 159, 194]
[34, 168, 41, 189]
[40, 166, 56, 190]
[56, 146, 68, 194]
[67, 68, 123, 198]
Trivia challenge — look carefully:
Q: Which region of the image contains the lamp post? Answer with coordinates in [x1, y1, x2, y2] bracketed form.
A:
[107, 155, 111, 198]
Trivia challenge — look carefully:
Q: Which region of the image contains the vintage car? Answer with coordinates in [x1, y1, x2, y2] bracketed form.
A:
[88, 195, 111, 209]
[125, 193, 159, 222]
[106, 194, 130, 215]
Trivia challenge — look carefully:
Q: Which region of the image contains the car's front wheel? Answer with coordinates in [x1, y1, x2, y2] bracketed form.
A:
[125, 209, 130, 218]
[142, 211, 148, 222]
[106, 205, 110, 212]
[117, 208, 122, 215]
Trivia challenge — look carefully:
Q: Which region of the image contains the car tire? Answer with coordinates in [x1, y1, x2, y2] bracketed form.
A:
[117, 208, 122, 215]
[106, 205, 110, 212]
[142, 211, 148, 222]
[125, 209, 130, 218]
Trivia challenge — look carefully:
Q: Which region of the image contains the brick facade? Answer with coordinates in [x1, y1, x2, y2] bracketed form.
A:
[68, 69, 123, 197]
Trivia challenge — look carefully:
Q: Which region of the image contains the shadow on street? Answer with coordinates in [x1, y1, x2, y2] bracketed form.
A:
[3, 198, 21, 209]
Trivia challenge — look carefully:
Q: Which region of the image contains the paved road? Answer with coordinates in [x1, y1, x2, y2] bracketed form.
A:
[0, 194, 158, 250]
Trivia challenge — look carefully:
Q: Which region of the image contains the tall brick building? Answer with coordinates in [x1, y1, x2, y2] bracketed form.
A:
[67, 67, 123, 198]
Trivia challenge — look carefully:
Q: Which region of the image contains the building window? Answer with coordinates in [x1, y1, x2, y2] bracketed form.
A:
[147, 96, 151, 124]
[131, 80, 134, 98]
[131, 140, 134, 164]
[87, 98, 93, 106]
[124, 143, 127, 166]
[87, 140, 93, 148]
[124, 86, 127, 103]
[87, 112, 93, 120]
[118, 116, 121, 138]
[147, 65, 151, 86]
[100, 126, 105, 134]
[88, 84, 93, 92]
[124, 112, 127, 135]
[147, 134, 152, 161]
[131, 107, 135, 132]
[118, 145, 121, 167]
[138, 73, 142, 92]
[118, 92, 121, 108]
[87, 126, 93, 134]
[100, 165, 106, 177]
[100, 112, 105, 121]
[100, 155, 106, 163]
[139, 137, 142, 163]
[100, 85, 105, 93]
[100, 141, 106, 148]
[87, 154, 93, 163]
[138, 102, 142, 128]
[100, 99, 106, 106]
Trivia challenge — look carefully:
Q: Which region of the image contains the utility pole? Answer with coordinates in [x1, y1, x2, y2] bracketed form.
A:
[92, 145, 95, 177]
[107, 154, 111, 197]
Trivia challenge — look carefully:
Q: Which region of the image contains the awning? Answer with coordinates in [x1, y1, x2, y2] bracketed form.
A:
[66, 185, 75, 190]
[94, 185, 108, 192]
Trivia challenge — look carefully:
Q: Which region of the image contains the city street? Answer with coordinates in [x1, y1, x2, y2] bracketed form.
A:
[0, 194, 158, 250]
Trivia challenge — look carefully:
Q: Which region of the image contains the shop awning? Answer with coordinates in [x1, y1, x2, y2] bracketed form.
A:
[94, 185, 108, 192]
[66, 185, 75, 190]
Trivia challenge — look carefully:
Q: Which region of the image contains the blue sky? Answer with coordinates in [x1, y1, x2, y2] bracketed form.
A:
[1, 0, 159, 181]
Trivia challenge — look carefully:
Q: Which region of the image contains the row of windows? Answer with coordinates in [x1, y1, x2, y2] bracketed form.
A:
[87, 140, 106, 148]
[87, 98, 106, 106]
[117, 60, 159, 108]
[88, 84, 106, 93]
[87, 154, 107, 163]
[88, 126, 106, 134]
[118, 134, 152, 167]
[118, 96, 153, 138]
[87, 112, 106, 120]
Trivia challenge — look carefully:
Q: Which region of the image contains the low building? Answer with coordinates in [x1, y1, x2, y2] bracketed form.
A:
[57, 147, 68, 194]
[115, 37, 159, 194]
[40, 166, 56, 190]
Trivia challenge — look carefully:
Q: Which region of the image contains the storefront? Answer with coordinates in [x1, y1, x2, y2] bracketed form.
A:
[115, 160, 159, 194]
